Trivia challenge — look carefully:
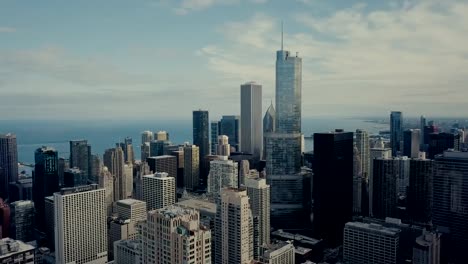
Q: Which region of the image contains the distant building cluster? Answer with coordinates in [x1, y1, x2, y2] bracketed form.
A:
[0, 36, 467, 264]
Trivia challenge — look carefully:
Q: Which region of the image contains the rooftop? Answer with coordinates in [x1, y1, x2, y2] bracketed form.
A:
[117, 198, 146, 206]
[0, 238, 35, 257]
[345, 222, 401, 236]
[176, 199, 216, 215]
[152, 205, 197, 219]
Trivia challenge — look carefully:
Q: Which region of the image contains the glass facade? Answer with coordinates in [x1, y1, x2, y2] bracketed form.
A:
[390, 111, 403, 156]
[275, 50, 302, 134]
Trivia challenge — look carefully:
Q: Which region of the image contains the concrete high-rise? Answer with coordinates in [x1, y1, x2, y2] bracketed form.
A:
[114, 240, 141, 264]
[343, 222, 400, 264]
[220, 115, 240, 151]
[193, 110, 209, 186]
[0, 133, 18, 199]
[433, 150, 468, 263]
[55, 185, 107, 264]
[140, 131, 153, 162]
[104, 147, 125, 201]
[390, 111, 403, 156]
[183, 145, 200, 191]
[313, 130, 354, 246]
[216, 135, 230, 156]
[33, 146, 59, 231]
[0, 238, 35, 263]
[413, 230, 441, 264]
[9, 200, 34, 242]
[146, 155, 177, 188]
[355, 129, 370, 181]
[241, 82, 262, 160]
[142, 172, 175, 211]
[408, 157, 433, 224]
[123, 163, 133, 198]
[140, 205, 211, 264]
[90, 154, 102, 183]
[155, 131, 169, 141]
[214, 188, 253, 264]
[245, 176, 270, 259]
[404, 129, 421, 158]
[260, 241, 295, 264]
[207, 157, 238, 197]
[99, 166, 114, 216]
[118, 137, 135, 164]
[113, 199, 147, 223]
[69, 139, 91, 178]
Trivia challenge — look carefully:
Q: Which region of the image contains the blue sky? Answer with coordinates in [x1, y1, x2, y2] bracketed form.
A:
[1, 0, 467, 120]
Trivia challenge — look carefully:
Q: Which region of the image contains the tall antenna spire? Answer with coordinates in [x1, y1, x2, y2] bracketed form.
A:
[281, 20, 284, 50]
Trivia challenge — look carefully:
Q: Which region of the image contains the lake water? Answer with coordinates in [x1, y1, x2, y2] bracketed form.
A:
[0, 118, 388, 163]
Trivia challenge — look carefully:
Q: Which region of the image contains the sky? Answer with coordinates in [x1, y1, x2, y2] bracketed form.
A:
[0, 0, 467, 120]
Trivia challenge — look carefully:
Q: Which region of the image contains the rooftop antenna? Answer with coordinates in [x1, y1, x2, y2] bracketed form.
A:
[281, 20, 284, 50]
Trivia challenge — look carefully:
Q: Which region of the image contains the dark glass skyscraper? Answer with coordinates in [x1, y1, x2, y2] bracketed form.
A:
[403, 129, 420, 158]
[220, 115, 240, 152]
[390, 111, 403, 156]
[433, 151, 468, 263]
[210, 121, 220, 155]
[313, 130, 353, 247]
[69, 140, 91, 178]
[0, 133, 18, 199]
[193, 110, 209, 188]
[408, 158, 433, 224]
[33, 146, 59, 231]
[428, 132, 460, 159]
[240, 82, 262, 159]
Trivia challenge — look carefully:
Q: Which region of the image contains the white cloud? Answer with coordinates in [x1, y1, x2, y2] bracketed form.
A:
[198, 0, 468, 116]
[0, 27, 16, 33]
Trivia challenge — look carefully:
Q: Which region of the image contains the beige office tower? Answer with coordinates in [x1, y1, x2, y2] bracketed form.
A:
[114, 240, 141, 264]
[155, 131, 169, 141]
[99, 166, 114, 216]
[239, 160, 250, 186]
[214, 188, 254, 264]
[108, 199, 147, 261]
[207, 157, 238, 197]
[183, 145, 200, 191]
[245, 176, 270, 259]
[216, 135, 230, 156]
[142, 172, 175, 211]
[260, 241, 295, 264]
[55, 185, 108, 264]
[140, 205, 211, 264]
[104, 147, 125, 201]
[123, 163, 133, 198]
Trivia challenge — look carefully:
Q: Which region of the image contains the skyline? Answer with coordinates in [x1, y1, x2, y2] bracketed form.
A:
[1, 0, 468, 120]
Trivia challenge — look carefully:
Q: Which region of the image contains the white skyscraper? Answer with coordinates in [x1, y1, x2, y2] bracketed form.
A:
[207, 157, 238, 197]
[214, 188, 254, 264]
[113, 199, 147, 223]
[216, 135, 230, 156]
[104, 147, 125, 201]
[54, 185, 108, 264]
[355, 129, 370, 181]
[140, 205, 211, 264]
[142, 172, 175, 211]
[241, 82, 263, 160]
[99, 166, 114, 216]
[245, 176, 270, 259]
[123, 163, 133, 198]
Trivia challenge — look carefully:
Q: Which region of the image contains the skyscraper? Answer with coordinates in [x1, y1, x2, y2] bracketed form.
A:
[433, 150, 468, 263]
[155, 131, 169, 141]
[55, 185, 107, 264]
[9, 200, 34, 242]
[140, 131, 153, 162]
[355, 129, 370, 181]
[240, 82, 262, 160]
[207, 157, 238, 197]
[420, 116, 426, 150]
[63, 168, 87, 187]
[216, 135, 230, 156]
[210, 121, 220, 154]
[99, 166, 114, 216]
[118, 137, 135, 164]
[142, 172, 175, 211]
[404, 129, 421, 158]
[369, 147, 392, 216]
[140, 205, 211, 264]
[313, 130, 353, 246]
[408, 157, 433, 224]
[428, 132, 460, 159]
[214, 188, 253, 264]
[146, 155, 177, 188]
[220, 115, 240, 151]
[90, 154, 102, 183]
[0, 199, 10, 239]
[413, 230, 441, 264]
[276, 46, 301, 134]
[0, 133, 18, 199]
[183, 145, 200, 191]
[33, 146, 59, 231]
[343, 222, 400, 264]
[263, 102, 276, 159]
[390, 111, 403, 156]
[69, 139, 91, 178]
[245, 176, 270, 259]
[104, 147, 125, 201]
[193, 110, 209, 186]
